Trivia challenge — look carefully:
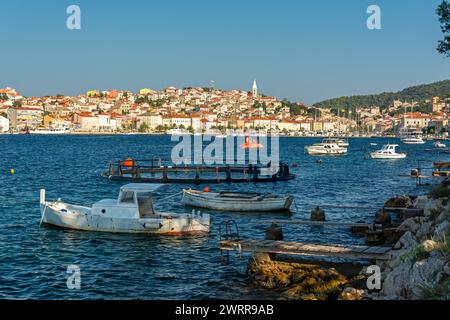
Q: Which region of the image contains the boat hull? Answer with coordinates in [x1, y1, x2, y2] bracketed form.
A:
[370, 153, 407, 159]
[41, 202, 210, 235]
[182, 190, 294, 212]
[305, 148, 347, 156]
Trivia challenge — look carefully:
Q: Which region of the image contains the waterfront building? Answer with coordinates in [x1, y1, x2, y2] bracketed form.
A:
[137, 113, 163, 129]
[0, 116, 9, 132]
[7, 107, 43, 130]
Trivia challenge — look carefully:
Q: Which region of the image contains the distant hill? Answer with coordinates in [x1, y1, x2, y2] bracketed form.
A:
[313, 80, 450, 110]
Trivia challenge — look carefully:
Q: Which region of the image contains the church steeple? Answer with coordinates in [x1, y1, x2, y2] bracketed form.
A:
[252, 79, 258, 97]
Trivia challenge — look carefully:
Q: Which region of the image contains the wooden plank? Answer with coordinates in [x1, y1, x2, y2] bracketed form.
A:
[219, 239, 392, 260]
[254, 220, 378, 229]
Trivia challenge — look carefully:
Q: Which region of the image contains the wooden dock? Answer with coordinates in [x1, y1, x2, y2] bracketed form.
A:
[219, 239, 392, 261]
[103, 159, 295, 184]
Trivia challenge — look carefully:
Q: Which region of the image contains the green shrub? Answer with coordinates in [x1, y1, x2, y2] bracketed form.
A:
[401, 245, 430, 263]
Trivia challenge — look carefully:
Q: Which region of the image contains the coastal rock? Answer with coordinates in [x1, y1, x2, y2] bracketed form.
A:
[397, 218, 421, 235]
[384, 196, 412, 209]
[443, 261, 450, 276]
[416, 221, 433, 241]
[412, 196, 429, 210]
[433, 220, 450, 238]
[398, 231, 418, 250]
[380, 263, 412, 298]
[410, 257, 446, 299]
[436, 208, 450, 224]
[424, 199, 444, 219]
[374, 210, 391, 225]
[339, 287, 365, 300]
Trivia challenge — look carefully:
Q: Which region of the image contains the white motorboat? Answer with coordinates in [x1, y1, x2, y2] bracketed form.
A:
[182, 189, 294, 212]
[400, 128, 425, 144]
[371, 144, 407, 159]
[402, 136, 425, 144]
[40, 184, 210, 235]
[305, 140, 347, 155]
[435, 141, 446, 149]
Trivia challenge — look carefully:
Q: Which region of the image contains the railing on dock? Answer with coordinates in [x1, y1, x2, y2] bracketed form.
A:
[104, 159, 295, 184]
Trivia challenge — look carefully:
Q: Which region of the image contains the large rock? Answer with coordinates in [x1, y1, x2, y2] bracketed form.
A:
[424, 199, 444, 219]
[410, 257, 446, 299]
[412, 196, 429, 210]
[380, 263, 412, 298]
[398, 231, 418, 250]
[340, 287, 365, 300]
[384, 196, 413, 208]
[397, 217, 421, 234]
[416, 221, 433, 241]
[433, 220, 450, 238]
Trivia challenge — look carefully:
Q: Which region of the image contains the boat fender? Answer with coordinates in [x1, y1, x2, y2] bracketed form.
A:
[144, 222, 162, 229]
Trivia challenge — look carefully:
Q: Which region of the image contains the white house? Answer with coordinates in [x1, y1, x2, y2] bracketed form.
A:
[0, 116, 9, 132]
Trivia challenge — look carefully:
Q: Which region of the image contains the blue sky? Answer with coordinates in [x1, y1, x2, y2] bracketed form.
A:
[0, 0, 448, 104]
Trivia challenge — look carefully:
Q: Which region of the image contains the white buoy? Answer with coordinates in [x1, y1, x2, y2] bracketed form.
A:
[40, 189, 46, 205]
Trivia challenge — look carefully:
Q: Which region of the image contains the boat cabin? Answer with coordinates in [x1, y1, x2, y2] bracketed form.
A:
[379, 144, 399, 154]
[91, 183, 164, 219]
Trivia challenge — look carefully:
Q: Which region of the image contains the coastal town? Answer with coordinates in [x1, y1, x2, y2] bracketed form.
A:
[1, 81, 449, 136]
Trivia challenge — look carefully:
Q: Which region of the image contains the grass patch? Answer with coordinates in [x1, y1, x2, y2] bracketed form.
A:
[401, 244, 430, 263]
[419, 278, 450, 300]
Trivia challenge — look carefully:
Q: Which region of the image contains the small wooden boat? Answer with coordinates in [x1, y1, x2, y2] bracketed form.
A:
[40, 184, 211, 235]
[182, 189, 294, 212]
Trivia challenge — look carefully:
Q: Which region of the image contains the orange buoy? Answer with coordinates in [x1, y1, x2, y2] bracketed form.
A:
[122, 158, 135, 168]
[203, 187, 210, 193]
[240, 136, 263, 150]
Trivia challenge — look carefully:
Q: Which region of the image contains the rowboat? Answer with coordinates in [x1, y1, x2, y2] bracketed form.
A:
[40, 184, 211, 235]
[182, 189, 294, 212]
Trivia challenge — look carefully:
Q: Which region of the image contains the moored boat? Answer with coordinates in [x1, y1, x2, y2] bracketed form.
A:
[182, 189, 294, 212]
[371, 144, 407, 159]
[304, 139, 347, 156]
[434, 140, 446, 149]
[40, 184, 211, 235]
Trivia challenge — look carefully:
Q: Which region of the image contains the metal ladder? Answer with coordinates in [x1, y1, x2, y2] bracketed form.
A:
[219, 220, 240, 264]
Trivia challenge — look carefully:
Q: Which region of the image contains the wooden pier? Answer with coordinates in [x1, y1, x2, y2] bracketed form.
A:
[103, 159, 295, 184]
[219, 239, 392, 261]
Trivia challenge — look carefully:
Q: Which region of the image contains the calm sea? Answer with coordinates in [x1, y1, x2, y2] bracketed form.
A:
[0, 135, 446, 299]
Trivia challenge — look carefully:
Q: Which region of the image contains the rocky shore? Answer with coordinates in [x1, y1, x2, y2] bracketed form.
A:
[247, 181, 450, 300]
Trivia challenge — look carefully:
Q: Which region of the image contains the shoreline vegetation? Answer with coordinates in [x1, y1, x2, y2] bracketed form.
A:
[247, 180, 450, 300]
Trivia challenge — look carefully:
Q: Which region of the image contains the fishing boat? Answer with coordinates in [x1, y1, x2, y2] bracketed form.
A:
[370, 144, 407, 159]
[434, 140, 446, 149]
[304, 139, 347, 155]
[39, 184, 211, 235]
[182, 189, 294, 212]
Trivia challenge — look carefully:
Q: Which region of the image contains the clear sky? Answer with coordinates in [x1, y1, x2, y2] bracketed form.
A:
[0, 0, 448, 104]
